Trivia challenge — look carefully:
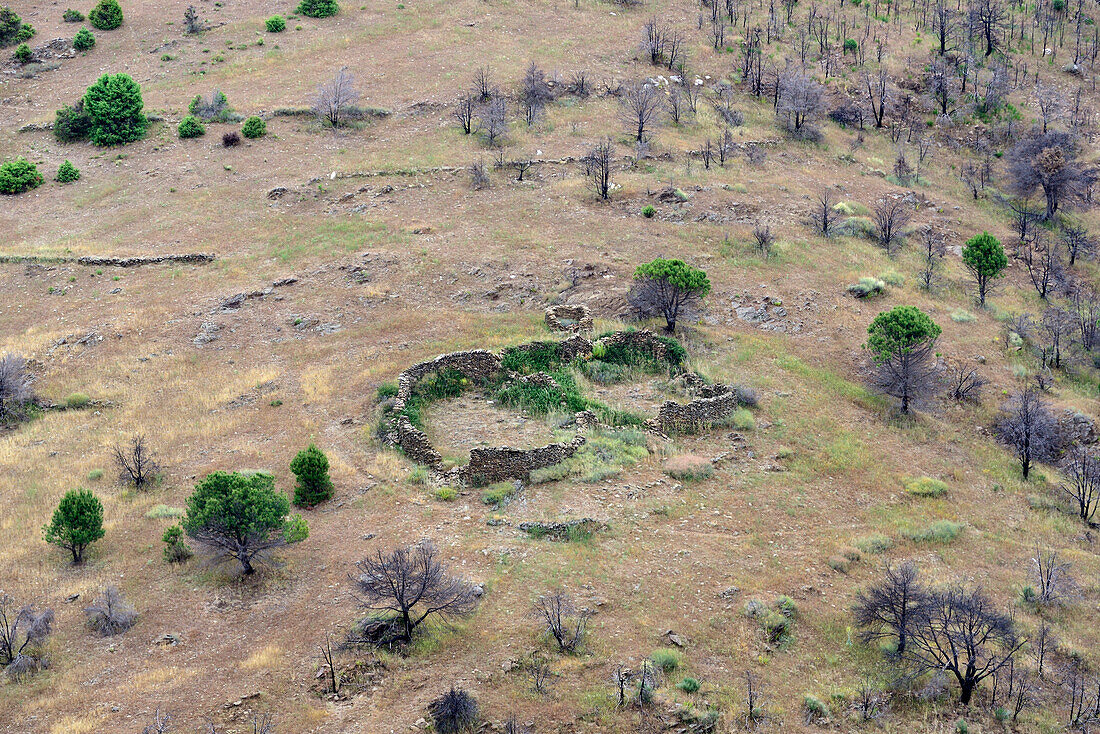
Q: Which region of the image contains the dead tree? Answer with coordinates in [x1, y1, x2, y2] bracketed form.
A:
[864, 69, 890, 128]
[352, 541, 480, 646]
[620, 82, 661, 142]
[1061, 447, 1100, 525]
[853, 561, 928, 655]
[752, 222, 775, 256]
[0, 353, 33, 423]
[995, 388, 1061, 480]
[319, 632, 340, 695]
[519, 62, 552, 126]
[478, 97, 508, 148]
[969, 0, 1009, 56]
[141, 710, 172, 734]
[641, 18, 667, 65]
[454, 92, 475, 135]
[1019, 234, 1064, 300]
[84, 586, 138, 637]
[1029, 544, 1078, 607]
[946, 359, 986, 403]
[871, 197, 912, 254]
[904, 585, 1025, 705]
[472, 66, 494, 102]
[527, 655, 553, 694]
[114, 434, 158, 489]
[509, 158, 533, 181]
[740, 670, 769, 728]
[918, 228, 946, 291]
[0, 594, 53, 670]
[313, 67, 360, 128]
[777, 68, 826, 138]
[531, 591, 589, 653]
[1061, 224, 1094, 267]
[183, 5, 206, 34]
[582, 138, 613, 201]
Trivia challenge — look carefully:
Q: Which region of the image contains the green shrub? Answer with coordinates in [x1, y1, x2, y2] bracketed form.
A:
[145, 504, 184, 519]
[834, 215, 876, 238]
[579, 359, 632, 384]
[433, 486, 458, 502]
[13, 23, 33, 43]
[903, 520, 963, 544]
[88, 0, 123, 30]
[480, 481, 518, 505]
[42, 487, 104, 564]
[265, 14, 286, 32]
[376, 381, 398, 399]
[162, 524, 193, 563]
[177, 114, 205, 139]
[290, 443, 334, 507]
[83, 73, 147, 145]
[86, 468, 104, 481]
[530, 428, 648, 484]
[663, 454, 714, 481]
[73, 26, 95, 50]
[849, 534, 893, 550]
[677, 677, 700, 693]
[63, 8, 85, 22]
[760, 610, 791, 644]
[241, 115, 266, 138]
[54, 103, 93, 142]
[650, 648, 681, 673]
[13, 42, 31, 63]
[730, 408, 755, 431]
[64, 391, 90, 407]
[804, 695, 830, 722]
[642, 204, 656, 218]
[0, 157, 44, 194]
[950, 309, 976, 323]
[775, 595, 798, 618]
[408, 466, 428, 484]
[847, 276, 884, 298]
[56, 160, 81, 183]
[905, 476, 948, 498]
[0, 7, 25, 46]
[879, 270, 904, 286]
[501, 341, 563, 374]
[296, 0, 339, 17]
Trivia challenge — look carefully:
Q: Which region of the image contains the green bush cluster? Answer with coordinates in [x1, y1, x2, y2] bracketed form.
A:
[178, 115, 205, 138]
[73, 26, 95, 51]
[0, 7, 35, 46]
[83, 73, 147, 145]
[42, 488, 104, 564]
[530, 428, 648, 484]
[63, 8, 85, 21]
[265, 15, 286, 32]
[241, 115, 267, 138]
[0, 157, 44, 195]
[296, 0, 339, 17]
[55, 160, 81, 183]
[88, 0, 123, 30]
[54, 103, 93, 142]
[13, 42, 31, 63]
[905, 476, 949, 498]
[162, 524, 192, 563]
[650, 648, 681, 673]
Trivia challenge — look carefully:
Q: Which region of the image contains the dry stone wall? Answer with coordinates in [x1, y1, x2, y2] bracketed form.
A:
[448, 435, 587, 485]
[655, 389, 739, 433]
[393, 350, 503, 411]
[545, 304, 594, 333]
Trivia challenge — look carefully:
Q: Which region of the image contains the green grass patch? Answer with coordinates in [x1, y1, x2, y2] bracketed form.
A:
[145, 504, 185, 519]
[531, 428, 649, 484]
[650, 648, 681, 673]
[903, 520, 964, 544]
[905, 476, 949, 498]
[480, 481, 519, 505]
[854, 533, 894, 554]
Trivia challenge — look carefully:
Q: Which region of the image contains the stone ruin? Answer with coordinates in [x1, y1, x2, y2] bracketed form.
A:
[544, 304, 594, 333]
[384, 329, 747, 484]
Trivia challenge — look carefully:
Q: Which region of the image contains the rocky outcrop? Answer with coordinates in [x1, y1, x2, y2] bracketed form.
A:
[449, 434, 586, 485]
[545, 304, 594, 333]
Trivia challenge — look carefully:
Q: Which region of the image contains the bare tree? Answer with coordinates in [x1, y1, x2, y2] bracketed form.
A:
[968, 0, 1009, 56]
[1061, 224, 1094, 267]
[853, 678, 888, 721]
[777, 68, 826, 138]
[666, 86, 688, 124]
[313, 67, 360, 129]
[699, 137, 714, 169]
[641, 18, 667, 65]
[864, 69, 890, 128]
[1032, 619, 1057, 679]
[946, 359, 986, 403]
[918, 228, 946, 291]
[904, 585, 1024, 705]
[1019, 233, 1064, 300]
[931, 0, 958, 54]
[1034, 82, 1064, 134]
[468, 159, 490, 190]
[927, 57, 955, 115]
[1006, 197, 1041, 243]
[995, 388, 1061, 479]
[531, 591, 589, 653]
[1071, 285, 1100, 351]
[429, 687, 479, 734]
[568, 70, 590, 98]
[508, 158, 533, 182]
[472, 66, 494, 102]
[1007, 132, 1095, 221]
[871, 197, 912, 254]
[453, 92, 475, 135]
[519, 61, 552, 126]
[0, 354, 33, 423]
[478, 97, 508, 148]
[740, 670, 769, 729]
[752, 222, 775, 256]
[1029, 544, 1078, 607]
[141, 710, 172, 734]
[352, 541, 480, 646]
[183, 5, 206, 34]
[1038, 307, 1074, 370]
[527, 655, 553, 694]
[0, 594, 53, 672]
[620, 82, 661, 142]
[1060, 447, 1100, 525]
[812, 189, 840, 236]
[114, 434, 158, 489]
[84, 585, 137, 637]
[319, 632, 339, 695]
[854, 561, 928, 655]
[582, 138, 613, 201]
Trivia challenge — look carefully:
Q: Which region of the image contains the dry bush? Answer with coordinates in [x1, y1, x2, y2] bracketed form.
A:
[0, 354, 34, 423]
[84, 586, 138, 637]
[662, 454, 714, 481]
[114, 434, 158, 488]
[531, 591, 589, 652]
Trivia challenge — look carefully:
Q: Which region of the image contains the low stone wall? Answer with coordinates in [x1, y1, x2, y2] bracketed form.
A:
[449, 435, 587, 485]
[393, 350, 503, 411]
[395, 416, 443, 470]
[545, 304, 594, 333]
[656, 389, 739, 433]
[594, 329, 670, 364]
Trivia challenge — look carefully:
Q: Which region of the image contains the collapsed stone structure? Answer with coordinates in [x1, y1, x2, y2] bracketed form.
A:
[544, 304, 594, 333]
[385, 329, 748, 484]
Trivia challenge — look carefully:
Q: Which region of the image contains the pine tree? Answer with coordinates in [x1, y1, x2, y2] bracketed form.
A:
[55, 160, 80, 183]
[290, 443, 334, 507]
[43, 488, 105, 564]
[296, 0, 339, 18]
[88, 0, 123, 30]
[82, 73, 146, 145]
